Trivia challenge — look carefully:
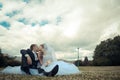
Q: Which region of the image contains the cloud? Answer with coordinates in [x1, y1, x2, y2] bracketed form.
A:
[0, 0, 120, 60]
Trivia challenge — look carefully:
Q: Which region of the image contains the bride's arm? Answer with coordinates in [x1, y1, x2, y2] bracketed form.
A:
[37, 51, 43, 65]
[39, 57, 43, 65]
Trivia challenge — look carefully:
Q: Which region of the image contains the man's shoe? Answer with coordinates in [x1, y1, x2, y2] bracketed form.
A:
[38, 68, 45, 74]
[26, 71, 31, 75]
[21, 66, 31, 75]
[44, 65, 59, 77]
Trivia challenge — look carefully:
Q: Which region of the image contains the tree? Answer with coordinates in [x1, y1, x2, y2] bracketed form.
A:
[93, 35, 120, 66]
[0, 48, 1, 54]
[0, 54, 7, 67]
[83, 56, 89, 66]
[74, 60, 83, 66]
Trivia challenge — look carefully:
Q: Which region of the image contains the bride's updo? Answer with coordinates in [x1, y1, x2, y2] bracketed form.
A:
[40, 44, 44, 49]
[39, 43, 48, 55]
[40, 44, 48, 50]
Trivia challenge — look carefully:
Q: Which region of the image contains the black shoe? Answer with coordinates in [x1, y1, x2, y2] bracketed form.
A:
[26, 71, 31, 75]
[38, 68, 45, 74]
[44, 65, 59, 77]
[21, 66, 31, 75]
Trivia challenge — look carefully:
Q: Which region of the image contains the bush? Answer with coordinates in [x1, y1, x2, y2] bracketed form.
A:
[93, 57, 112, 66]
[0, 53, 21, 67]
[7, 60, 21, 67]
[74, 60, 83, 66]
[0, 54, 7, 67]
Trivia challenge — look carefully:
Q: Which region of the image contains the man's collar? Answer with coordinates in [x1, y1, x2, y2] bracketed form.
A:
[32, 50, 36, 54]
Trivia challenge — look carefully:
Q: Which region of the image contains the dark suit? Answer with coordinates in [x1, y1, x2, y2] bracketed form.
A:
[20, 49, 41, 74]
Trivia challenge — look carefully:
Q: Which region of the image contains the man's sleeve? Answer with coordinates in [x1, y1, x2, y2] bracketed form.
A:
[20, 49, 29, 57]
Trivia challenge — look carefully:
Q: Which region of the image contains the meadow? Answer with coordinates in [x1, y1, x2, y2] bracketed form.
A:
[0, 66, 120, 80]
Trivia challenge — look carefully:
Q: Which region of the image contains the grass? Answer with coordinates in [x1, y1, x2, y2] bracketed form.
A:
[0, 66, 120, 80]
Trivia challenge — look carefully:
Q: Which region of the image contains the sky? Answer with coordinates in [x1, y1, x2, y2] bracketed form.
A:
[0, 0, 120, 61]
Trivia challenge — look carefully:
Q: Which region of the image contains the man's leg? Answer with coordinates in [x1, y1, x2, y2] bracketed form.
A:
[21, 66, 31, 75]
[21, 55, 31, 75]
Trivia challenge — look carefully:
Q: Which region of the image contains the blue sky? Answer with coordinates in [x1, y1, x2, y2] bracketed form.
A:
[6, 10, 21, 18]
[0, 2, 3, 8]
[0, 0, 120, 60]
[0, 21, 10, 29]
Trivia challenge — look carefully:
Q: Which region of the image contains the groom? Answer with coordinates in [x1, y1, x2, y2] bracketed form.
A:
[20, 44, 59, 76]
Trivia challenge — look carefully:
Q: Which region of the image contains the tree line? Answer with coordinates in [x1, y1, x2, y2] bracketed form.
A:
[74, 35, 120, 66]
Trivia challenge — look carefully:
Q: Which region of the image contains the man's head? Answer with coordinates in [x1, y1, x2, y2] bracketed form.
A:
[30, 44, 38, 52]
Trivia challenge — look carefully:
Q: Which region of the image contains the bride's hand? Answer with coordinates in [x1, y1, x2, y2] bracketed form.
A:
[44, 62, 49, 67]
[45, 60, 51, 67]
[47, 60, 51, 64]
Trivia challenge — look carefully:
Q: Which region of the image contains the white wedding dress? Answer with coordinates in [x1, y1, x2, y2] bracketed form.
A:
[1, 44, 80, 75]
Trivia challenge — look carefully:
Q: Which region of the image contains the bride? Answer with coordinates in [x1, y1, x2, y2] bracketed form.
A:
[1, 43, 80, 75]
[38, 44, 80, 75]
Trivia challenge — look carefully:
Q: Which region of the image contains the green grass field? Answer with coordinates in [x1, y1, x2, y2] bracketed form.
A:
[0, 66, 120, 80]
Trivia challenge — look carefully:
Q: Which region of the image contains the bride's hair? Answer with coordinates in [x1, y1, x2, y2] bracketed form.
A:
[40, 43, 48, 50]
[39, 44, 46, 55]
[40, 44, 44, 49]
[39, 43, 57, 62]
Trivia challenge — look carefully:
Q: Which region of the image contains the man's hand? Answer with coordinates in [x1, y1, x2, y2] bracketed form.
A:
[27, 56, 32, 65]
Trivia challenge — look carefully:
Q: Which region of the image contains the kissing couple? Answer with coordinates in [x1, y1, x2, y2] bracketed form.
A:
[20, 44, 59, 77]
[2, 43, 80, 76]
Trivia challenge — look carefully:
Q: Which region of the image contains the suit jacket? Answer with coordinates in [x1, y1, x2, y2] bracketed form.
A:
[20, 49, 38, 68]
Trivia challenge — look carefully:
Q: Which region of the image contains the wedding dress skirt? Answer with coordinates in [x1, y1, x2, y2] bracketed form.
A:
[1, 61, 80, 75]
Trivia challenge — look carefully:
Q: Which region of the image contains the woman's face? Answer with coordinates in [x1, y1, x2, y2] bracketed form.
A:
[39, 45, 44, 51]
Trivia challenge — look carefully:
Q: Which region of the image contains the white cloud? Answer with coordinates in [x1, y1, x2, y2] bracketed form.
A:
[0, 0, 120, 60]
[100, 23, 120, 41]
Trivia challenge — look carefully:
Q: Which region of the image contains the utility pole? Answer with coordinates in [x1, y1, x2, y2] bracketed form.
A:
[77, 48, 80, 66]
